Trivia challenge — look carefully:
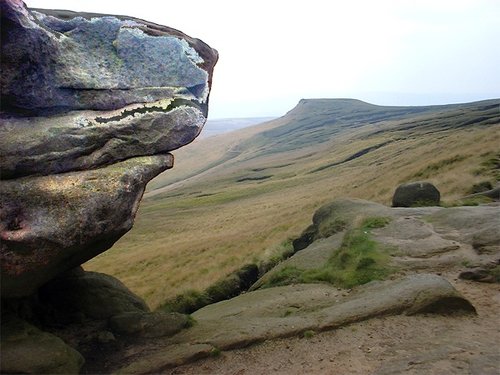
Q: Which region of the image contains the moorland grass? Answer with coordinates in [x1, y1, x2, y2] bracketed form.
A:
[85, 107, 500, 309]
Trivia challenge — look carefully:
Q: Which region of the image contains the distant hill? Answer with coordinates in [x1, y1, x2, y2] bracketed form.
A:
[148, 98, 500, 194]
[87, 98, 500, 308]
[201, 117, 276, 138]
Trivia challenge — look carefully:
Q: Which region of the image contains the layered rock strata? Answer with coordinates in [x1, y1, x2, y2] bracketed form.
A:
[0, 0, 217, 297]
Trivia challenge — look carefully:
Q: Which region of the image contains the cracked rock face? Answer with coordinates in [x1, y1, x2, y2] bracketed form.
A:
[0, 0, 218, 297]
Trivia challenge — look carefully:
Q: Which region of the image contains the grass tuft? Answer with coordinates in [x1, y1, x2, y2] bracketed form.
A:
[303, 330, 316, 339]
[184, 315, 197, 328]
[489, 265, 500, 282]
[209, 347, 222, 357]
[158, 290, 210, 314]
[411, 155, 467, 179]
[318, 218, 347, 238]
[361, 216, 391, 229]
[474, 152, 500, 180]
[442, 195, 494, 207]
[468, 181, 493, 194]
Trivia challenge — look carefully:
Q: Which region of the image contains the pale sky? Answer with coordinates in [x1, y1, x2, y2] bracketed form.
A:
[25, 0, 500, 119]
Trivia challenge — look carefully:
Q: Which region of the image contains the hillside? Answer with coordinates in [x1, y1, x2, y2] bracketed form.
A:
[86, 98, 500, 308]
[147, 98, 499, 194]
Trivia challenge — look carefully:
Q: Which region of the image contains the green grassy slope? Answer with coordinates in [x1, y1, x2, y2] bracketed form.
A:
[86, 98, 500, 308]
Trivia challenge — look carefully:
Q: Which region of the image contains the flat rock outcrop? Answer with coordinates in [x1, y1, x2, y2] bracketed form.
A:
[257, 198, 499, 287]
[116, 274, 475, 373]
[111, 198, 498, 374]
[0, 0, 218, 298]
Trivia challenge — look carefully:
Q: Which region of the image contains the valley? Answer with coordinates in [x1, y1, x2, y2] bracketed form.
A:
[85, 98, 500, 309]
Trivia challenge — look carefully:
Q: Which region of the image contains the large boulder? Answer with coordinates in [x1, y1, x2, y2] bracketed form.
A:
[38, 268, 149, 320]
[392, 181, 441, 207]
[0, 0, 217, 297]
[1, 155, 172, 297]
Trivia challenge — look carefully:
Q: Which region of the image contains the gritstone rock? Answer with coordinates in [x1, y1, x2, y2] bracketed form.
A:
[38, 269, 150, 320]
[0, 316, 85, 374]
[0, 0, 218, 298]
[392, 181, 441, 207]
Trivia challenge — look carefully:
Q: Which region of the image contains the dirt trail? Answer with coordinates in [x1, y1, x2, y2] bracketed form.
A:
[164, 273, 500, 375]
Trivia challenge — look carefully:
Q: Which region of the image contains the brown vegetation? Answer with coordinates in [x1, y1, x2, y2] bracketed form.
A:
[85, 100, 499, 309]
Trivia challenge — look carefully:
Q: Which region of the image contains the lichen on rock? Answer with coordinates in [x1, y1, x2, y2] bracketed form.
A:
[0, 0, 217, 298]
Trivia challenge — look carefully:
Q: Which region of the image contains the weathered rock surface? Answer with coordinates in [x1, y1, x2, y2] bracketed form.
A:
[392, 181, 441, 207]
[251, 198, 499, 292]
[109, 311, 189, 338]
[2, 2, 215, 113]
[0, 316, 84, 374]
[1, 2, 217, 372]
[0, 0, 217, 297]
[293, 198, 396, 251]
[459, 267, 499, 283]
[39, 268, 149, 320]
[1, 155, 172, 297]
[1, 268, 194, 373]
[116, 274, 475, 373]
[251, 232, 345, 290]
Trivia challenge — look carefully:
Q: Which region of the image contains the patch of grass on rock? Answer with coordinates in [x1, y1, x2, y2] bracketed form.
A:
[159, 290, 210, 314]
[209, 347, 222, 357]
[262, 217, 395, 289]
[318, 217, 347, 238]
[361, 216, 391, 229]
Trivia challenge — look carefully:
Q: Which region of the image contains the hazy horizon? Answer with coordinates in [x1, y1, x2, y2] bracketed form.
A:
[25, 0, 500, 119]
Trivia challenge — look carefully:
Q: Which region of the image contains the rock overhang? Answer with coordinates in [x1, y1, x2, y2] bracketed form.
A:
[1, 2, 218, 114]
[0, 0, 218, 297]
[1, 0, 218, 179]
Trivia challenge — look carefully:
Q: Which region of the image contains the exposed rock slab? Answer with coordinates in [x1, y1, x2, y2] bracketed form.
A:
[115, 343, 215, 375]
[251, 232, 344, 290]
[293, 198, 396, 251]
[116, 274, 474, 374]
[109, 311, 189, 338]
[425, 205, 500, 254]
[291, 199, 499, 277]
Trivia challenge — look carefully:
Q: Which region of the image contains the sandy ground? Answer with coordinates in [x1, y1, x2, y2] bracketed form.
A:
[164, 274, 500, 375]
